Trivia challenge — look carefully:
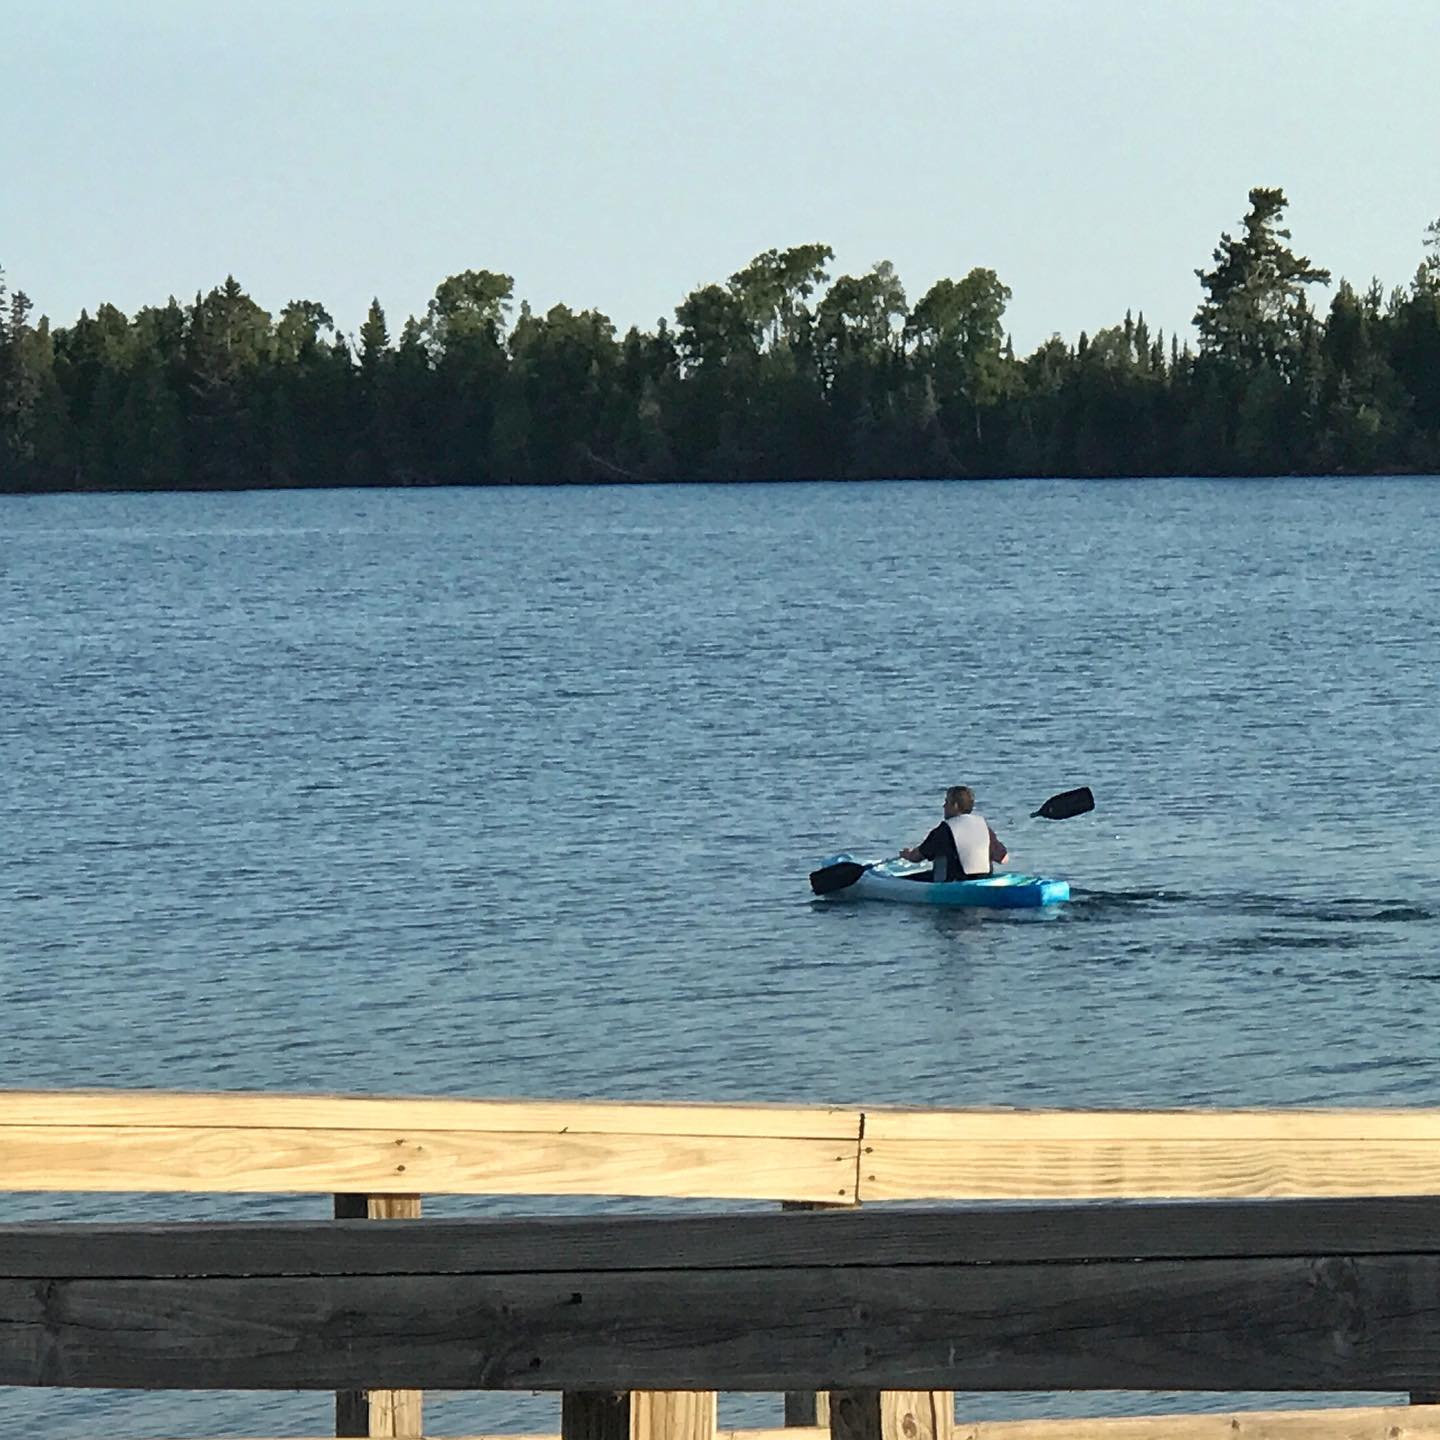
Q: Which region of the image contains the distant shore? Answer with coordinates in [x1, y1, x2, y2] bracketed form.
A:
[5, 468, 1438, 500]
[4, 192, 1438, 493]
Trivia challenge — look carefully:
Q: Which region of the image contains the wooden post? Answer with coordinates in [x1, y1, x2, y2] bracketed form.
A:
[782, 1199, 833, 1430]
[786, 1391, 832, 1428]
[830, 1390, 954, 1440]
[564, 1392, 634, 1440]
[635, 1391, 719, 1440]
[563, 1390, 717, 1440]
[334, 1193, 422, 1439]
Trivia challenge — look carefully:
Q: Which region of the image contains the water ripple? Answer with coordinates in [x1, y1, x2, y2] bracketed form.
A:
[4, 477, 1440, 1437]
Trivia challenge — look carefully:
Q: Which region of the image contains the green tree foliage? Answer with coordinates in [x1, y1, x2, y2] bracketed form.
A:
[909, 268, 1014, 455]
[673, 282, 758, 474]
[817, 261, 907, 363]
[4, 193, 1439, 493]
[358, 299, 389, 379]
[1391, 218, 1440, 446]
[425, 269, 514, 354]
[507, 302, 621, 481]
[424, 269, 515, 483]
[181, 277, 274, 486]
[674, 282, 754, 374]
[1421, 216, 1440, 292]
[813, 262, 909, 474]
[0, 266, 22, 480]
[729, 243, 833, 351]
[1194, 187, 1331, 374]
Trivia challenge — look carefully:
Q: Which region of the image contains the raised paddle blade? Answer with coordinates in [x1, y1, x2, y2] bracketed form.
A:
[809, 860, 868, 895]
[1031, 786, 1095, 821]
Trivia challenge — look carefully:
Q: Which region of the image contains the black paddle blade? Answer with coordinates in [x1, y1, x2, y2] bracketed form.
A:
[1031, 786, 1095, 820]
[809, 860, 867, 895]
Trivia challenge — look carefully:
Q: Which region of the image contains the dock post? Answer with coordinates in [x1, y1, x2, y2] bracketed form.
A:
[782, 1198, 835, 1431]
[563, 1390, 717, 1440]
[333, 1193, 422, 1438]
[830, 1391, 954, 1440]
[786, 1391, 832, 1428]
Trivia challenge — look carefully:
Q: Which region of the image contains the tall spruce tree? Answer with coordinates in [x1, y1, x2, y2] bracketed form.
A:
[1195, 187, 1331, 374]
[358, 298, 390, 378]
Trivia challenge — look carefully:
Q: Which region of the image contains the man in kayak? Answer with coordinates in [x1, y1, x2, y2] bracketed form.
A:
[900, 785, 1008, 881]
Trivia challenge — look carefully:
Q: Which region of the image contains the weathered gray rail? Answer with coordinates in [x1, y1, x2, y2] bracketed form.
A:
[5, 1200, 1440, 1395]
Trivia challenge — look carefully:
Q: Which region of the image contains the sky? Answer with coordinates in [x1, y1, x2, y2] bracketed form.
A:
[4, 0, 1439, 357]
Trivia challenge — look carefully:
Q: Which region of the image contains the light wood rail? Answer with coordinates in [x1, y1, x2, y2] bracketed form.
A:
[0, 1090, 860, 1202]
[861, 1105, 1440, 1200]
[14, 1091, 1440, 1202]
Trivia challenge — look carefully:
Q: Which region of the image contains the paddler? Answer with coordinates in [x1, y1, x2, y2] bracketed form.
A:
[900, 784, 1008, 881]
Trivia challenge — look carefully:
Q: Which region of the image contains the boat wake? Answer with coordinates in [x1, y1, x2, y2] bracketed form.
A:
[1066, 887, 1435, 925]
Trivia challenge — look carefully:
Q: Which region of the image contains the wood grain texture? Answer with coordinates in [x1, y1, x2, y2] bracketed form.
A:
[783, 1198, 842, 1430]
[17, 1092, 1440, 1205]
[632, 1389, 718, 1440]
[785, 1393, 831, 1427]
[561, 1390, 717, 1440]
[13, 1198, 1440, 1278]
[858, 1108, 1440, 1201]
[831, 1390, 954, 1440]
[90, 1415, 1440, 1440]
[564, 1391, 634, 1440]
[0, 1090, 859, 1138]
[362, 1413, 1440, 1440]
[6, 1254, 1440, 1391]
[397, 1433, 812, 1440]
[861, 1109, 1440, 1141]
[861, 1139, 1440, 1201]
[333, 1195, 421, 1439]
[351, 1385, 420, 1438]
[951, 1408, 1440, 1440]
[731, 1430, 827, 1440]
[0, 1126, 857, 1201]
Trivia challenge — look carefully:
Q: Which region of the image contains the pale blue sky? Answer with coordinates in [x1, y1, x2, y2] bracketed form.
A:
[4, 0, 1438, 355]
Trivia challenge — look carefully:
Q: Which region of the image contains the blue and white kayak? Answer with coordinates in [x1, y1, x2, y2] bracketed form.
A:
[815, 854, 1070, 908]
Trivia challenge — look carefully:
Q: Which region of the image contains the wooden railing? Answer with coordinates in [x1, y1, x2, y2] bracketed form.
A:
[0, 1090, 861, 1201]
[15, 1091, 1440, 1201]
[8, 1091, 1440, 1439]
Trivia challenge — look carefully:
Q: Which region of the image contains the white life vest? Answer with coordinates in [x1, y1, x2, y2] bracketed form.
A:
[943, 812, 994, 879]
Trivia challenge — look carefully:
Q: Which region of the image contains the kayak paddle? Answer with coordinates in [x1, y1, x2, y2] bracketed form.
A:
[1031, 785, 1094, 820]
[809, 858, 883, 895]
[809, 786, 1095, 896]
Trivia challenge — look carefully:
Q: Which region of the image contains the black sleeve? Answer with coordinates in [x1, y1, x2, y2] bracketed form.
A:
[916, 822, 956, 862]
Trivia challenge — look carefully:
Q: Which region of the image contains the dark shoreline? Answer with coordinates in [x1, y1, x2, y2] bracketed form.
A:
[6, 194, 1439, 500]
[4, 468, 1438, 499]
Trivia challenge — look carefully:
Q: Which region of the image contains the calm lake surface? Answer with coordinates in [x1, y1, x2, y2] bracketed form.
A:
[4, 475, 1440, 1435]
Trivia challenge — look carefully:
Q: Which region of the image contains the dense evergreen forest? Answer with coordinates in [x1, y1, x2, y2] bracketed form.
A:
[2, 188, 1438, 492]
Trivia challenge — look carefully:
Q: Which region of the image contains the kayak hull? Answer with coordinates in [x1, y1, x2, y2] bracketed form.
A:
[815, 854, 1070, 908]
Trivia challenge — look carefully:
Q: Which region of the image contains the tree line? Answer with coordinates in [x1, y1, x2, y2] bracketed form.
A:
[2, 187, 1438, 492]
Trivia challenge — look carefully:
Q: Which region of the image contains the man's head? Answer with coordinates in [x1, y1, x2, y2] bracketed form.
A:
[943, 785, 975, 817]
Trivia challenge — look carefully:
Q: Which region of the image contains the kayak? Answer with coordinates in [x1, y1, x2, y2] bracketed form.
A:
[813, 854, 1070, 908]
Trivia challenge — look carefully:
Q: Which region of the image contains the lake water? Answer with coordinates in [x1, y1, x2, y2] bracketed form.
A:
[3, 476, 1440, 1435]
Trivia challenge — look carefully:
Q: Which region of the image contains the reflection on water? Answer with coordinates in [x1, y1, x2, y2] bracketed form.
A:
[3, 476, 1440, 1435]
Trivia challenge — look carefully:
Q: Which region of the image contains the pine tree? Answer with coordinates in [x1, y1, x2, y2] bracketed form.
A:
[1195, 187, 1331, 374]
[359, 298, 390, 378]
